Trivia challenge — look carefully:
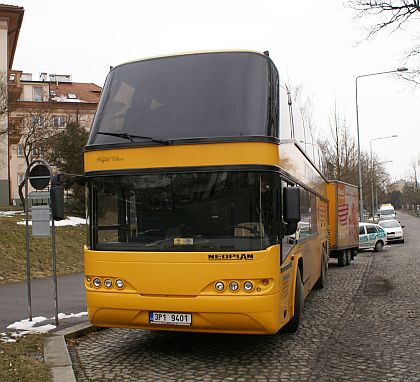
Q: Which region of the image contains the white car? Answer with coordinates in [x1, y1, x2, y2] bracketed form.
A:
[359, 222, 388, 252]
[378, 219, 404, 244]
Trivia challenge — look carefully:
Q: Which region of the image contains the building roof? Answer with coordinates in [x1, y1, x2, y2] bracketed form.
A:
[0, 4, 24, 69]
[49, 82, 102, 103]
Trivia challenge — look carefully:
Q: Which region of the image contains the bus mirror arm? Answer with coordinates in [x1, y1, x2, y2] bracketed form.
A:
[50, 173, 85, 221]
[51, 173, 84, 189]
[283, 187, 300, 236]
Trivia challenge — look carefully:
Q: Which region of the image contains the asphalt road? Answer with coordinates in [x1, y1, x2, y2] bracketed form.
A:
[0, 272, 86, 331]
[68, 210, 419, 382]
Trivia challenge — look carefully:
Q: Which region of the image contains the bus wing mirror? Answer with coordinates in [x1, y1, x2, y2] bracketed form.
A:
[50, 172, 84, 221]
[283, 187, 300, 235]
[50, 185, 65, 221]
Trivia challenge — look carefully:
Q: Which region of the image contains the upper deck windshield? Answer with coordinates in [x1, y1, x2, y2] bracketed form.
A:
[87, 52, 278, 147]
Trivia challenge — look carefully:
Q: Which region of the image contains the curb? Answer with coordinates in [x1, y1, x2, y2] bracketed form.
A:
[44, 321, 98, 382]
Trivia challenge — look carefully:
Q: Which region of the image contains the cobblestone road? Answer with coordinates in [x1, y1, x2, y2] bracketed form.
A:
[69, 211, 419, 381]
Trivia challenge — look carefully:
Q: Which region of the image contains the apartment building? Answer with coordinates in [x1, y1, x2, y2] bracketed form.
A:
[0, 4, 24, 205]
[0, 4, 101, 205]
[8, 71, 101, 204]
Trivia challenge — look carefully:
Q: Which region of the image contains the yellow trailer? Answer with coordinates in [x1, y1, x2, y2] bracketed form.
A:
[327, 181, 359, 266]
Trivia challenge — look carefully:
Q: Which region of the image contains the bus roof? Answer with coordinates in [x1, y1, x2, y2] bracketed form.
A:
[113, 49, 268, 70]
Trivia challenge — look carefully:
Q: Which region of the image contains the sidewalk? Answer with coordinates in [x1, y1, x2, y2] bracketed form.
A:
[0, 273, 87, 331]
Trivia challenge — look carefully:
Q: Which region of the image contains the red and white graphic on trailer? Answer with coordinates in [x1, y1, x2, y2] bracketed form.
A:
[338, 204, 349, 225]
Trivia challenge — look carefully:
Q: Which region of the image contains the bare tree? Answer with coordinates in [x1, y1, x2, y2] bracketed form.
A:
[348, 1, 420, 37]
[402, 159, 420, 207]
[348, 1, 420, 81]
[319, 105, 359, 184]
[0, 71, 8, 135]
[319, 105, 391, 214]
[14, 104, 61, 166]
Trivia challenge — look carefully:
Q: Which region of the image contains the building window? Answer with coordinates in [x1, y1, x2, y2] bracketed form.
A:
[17, 144, 24, 157]
[53, 116, 66, 128]
[67, 93, 77, 99]
[33, 87, 43, 102]
[32, 146, 45, 157]
[31, 116, 45, 127]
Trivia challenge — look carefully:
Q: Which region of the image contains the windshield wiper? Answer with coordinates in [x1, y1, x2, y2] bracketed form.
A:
[97, 131, 171, 145]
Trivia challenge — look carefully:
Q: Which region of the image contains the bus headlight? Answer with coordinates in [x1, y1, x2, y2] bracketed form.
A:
[93, 278, 101, 288]
[104, 279, 112, 288]
[243, 281, 253, 291]
[229, 281, 239, 292]
[115, 279, 124, 289]
[215, 281, 225, 292]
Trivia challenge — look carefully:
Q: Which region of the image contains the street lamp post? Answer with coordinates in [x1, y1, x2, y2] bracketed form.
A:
[370, 137, 398, 220]
[355, 67, 408, 222]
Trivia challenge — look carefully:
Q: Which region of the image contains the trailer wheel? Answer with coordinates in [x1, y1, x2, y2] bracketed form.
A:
[315, 247, 327, 289]
[338, 251, 346, 267]
[345, 249, 351, 266]
[283, 268, 304, 333]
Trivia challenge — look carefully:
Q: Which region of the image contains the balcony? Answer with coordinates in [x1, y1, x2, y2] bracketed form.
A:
[7, 115, 23, 144]
[8, 70, 23, 103]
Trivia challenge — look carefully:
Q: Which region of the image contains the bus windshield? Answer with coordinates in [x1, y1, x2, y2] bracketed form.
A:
[89, 171, 279, 252]
[87, 52, 278, 147]
[380, 209, 394, 215]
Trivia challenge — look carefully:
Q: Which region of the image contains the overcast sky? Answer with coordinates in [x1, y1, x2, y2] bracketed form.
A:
[7, 0, 420, 181]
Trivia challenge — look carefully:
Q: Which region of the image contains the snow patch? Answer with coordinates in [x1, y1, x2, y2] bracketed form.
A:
[17, 216, 86, 226]
[57, 312, 87, 319]
[0, 210, 24, 217]
[7, 316, 56, 333]
[1, 311, 88, 342]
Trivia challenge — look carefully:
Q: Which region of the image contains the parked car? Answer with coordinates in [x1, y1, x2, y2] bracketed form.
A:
[378, 204, 396, 220]
[378, 216, 394, 223]
[359, 222, 387, 252]
[378, 219, 404, 243]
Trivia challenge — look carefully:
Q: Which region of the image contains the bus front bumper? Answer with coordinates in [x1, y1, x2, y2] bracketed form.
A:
[86, 291, 284, 335]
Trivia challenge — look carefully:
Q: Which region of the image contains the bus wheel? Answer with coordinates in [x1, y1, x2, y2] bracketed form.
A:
[345, 249, 351, 266]
[338, 251, 346, 267]
[283, 268, 304, 333]
[315, 247, 327, 289]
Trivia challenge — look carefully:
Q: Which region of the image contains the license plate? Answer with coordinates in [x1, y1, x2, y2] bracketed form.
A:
[149, 312, 192, 325]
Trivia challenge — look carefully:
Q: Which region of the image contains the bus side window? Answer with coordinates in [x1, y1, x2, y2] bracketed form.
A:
[299, 188, 311, 238]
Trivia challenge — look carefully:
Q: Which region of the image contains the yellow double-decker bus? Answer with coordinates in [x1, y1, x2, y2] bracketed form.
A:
[80, 51, 328, 334]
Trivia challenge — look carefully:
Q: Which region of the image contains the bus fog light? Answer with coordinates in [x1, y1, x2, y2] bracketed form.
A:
[104, 279, 112, 288]
[229, 281, 239, 292]
[116, 279, 124, 289]
[86, 276, 91, 282]
[93, 278, 101, 288]
[243, 281, 253, 291]
[215, 281, 225, 291]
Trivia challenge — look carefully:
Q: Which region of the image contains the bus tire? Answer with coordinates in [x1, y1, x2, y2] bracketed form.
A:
[345, 249, 351, 266]
[338, 251, 346, 267]
[283, 268, 304, 333]
[315, 247, 327, 289]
